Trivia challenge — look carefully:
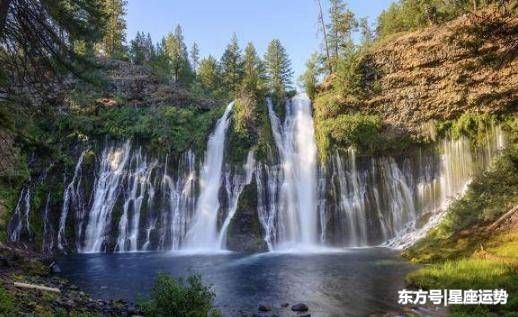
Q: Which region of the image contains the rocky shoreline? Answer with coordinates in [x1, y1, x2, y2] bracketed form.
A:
[0, 243, 141, 316]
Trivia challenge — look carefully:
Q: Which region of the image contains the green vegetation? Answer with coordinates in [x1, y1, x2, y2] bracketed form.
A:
[138, 273, 221, 317]
[377, 0, 515, 40]
[437, 113, 517, 149]
[99, 0, 127, 58]
[404, 147, 518, 316]
[316, 113, 381, 157]
[407, 232, 518, 316]
[58, 104, 225, 157]
[264, 39, 294, 102]
[0, 287, 16, 315]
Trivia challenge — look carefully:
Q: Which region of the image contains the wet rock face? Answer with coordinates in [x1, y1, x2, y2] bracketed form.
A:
[226, 180, 268, 252]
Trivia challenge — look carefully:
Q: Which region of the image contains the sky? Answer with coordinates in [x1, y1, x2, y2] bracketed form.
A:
[126, 0, 394, 82]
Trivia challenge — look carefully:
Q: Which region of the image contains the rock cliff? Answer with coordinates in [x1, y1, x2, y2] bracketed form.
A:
[319, 8, 517, 138]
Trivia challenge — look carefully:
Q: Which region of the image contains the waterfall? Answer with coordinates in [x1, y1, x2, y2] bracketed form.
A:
[384, 127, 506, 248]
[115, 148, 157, 252]
[159, 150, 197, 250]
[7, 186, 31, 242]
[184, 102, 234, 250]
[82, 141, 131, 253]
[7, 95, 507, 254]
[262, 94, 319, 250]
[320, 127, 506, 249]
[58, 151, 86, 251]
[42, 193, 54, 254]
[218, 151, 256, 248]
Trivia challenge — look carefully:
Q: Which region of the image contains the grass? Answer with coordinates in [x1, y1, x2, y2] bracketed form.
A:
[407, 232, 518, 316]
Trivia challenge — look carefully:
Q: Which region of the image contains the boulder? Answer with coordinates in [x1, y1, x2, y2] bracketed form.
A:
[258, 304, 271, 312]
[291, 303, 309, 312]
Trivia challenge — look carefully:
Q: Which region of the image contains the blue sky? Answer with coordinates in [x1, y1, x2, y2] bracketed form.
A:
[126, 0, 394, 82]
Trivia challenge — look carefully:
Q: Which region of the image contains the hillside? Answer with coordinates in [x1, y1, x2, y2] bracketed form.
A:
[314, 8, 517, 155]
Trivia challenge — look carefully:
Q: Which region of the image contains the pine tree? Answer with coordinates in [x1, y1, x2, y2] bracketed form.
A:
[242, 42, 266, 94]
[129, 31, 144, 64]
[101, 0, 127, 57]
[150, 39, 172, 82]
[164, 25, 193, 84]
[0, 0, 106, 103]
[129, 32, 155, 65]
[359, 17, 374, 46]
[264, 39, 293, 98]
[197, 55, 220, 95]
[327, 0, 357, 67]
[190, 42, 200, 75]
[144, 33, 155, 61]
[220, 33, 244, 95]
[300, 53, 321, 100]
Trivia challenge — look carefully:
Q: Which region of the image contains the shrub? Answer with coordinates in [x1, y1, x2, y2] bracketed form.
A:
[58, 104, 225, 156]
[138, 273, 221, 317]
[0, 287, 16, 315]
[317, 113, 382, 158]
[376, 0, 479, 40]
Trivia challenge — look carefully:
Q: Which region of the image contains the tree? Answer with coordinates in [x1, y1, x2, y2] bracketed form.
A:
[100, 0, 127, 57]
[327, 0, 357, 67]
[129, 32, 144, 64]
[315, 0, 332, 73]
[190, 42, 200, 75]
[220, 33, 244, 95]
[264, 39, 293, 98]
[300, 53, 321, 100]
[359, 17, 374, 46]
[164, 25, 193, 84]
[150, 39, 172, 82]
[0, 0, 106, 104]
[197, 55, 220, 96]
[242, 42, 266, 94]
[129, 32, 156, 65]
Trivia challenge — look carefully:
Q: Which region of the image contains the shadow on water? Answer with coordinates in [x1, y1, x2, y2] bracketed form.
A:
[58, 248, 435, 317]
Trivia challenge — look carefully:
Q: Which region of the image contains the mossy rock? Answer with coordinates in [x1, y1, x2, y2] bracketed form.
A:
[226, 179, 267, 252]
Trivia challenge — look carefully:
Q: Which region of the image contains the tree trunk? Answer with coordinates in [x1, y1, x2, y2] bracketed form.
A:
[0, 0, 11, 37]
[316, 0, 332, 74]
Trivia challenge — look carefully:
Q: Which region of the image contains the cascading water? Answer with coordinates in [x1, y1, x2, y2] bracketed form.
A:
[384, 126, 506, 248]
[82, 141, 131, 253]
[115, 148, 157, 252]
[6, 94, 508, 254]
[159, 151, 197, 251]
[7, 186, 32, 242]
[319, 126, 506, 249]
[42, 193, 54, 254]
[58, 151, 86, 250]
[262, 94, 320, 250]
[184, 102, 234, 251]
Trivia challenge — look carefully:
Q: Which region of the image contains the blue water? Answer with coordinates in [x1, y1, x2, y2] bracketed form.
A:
[58, 248, 425, 317]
